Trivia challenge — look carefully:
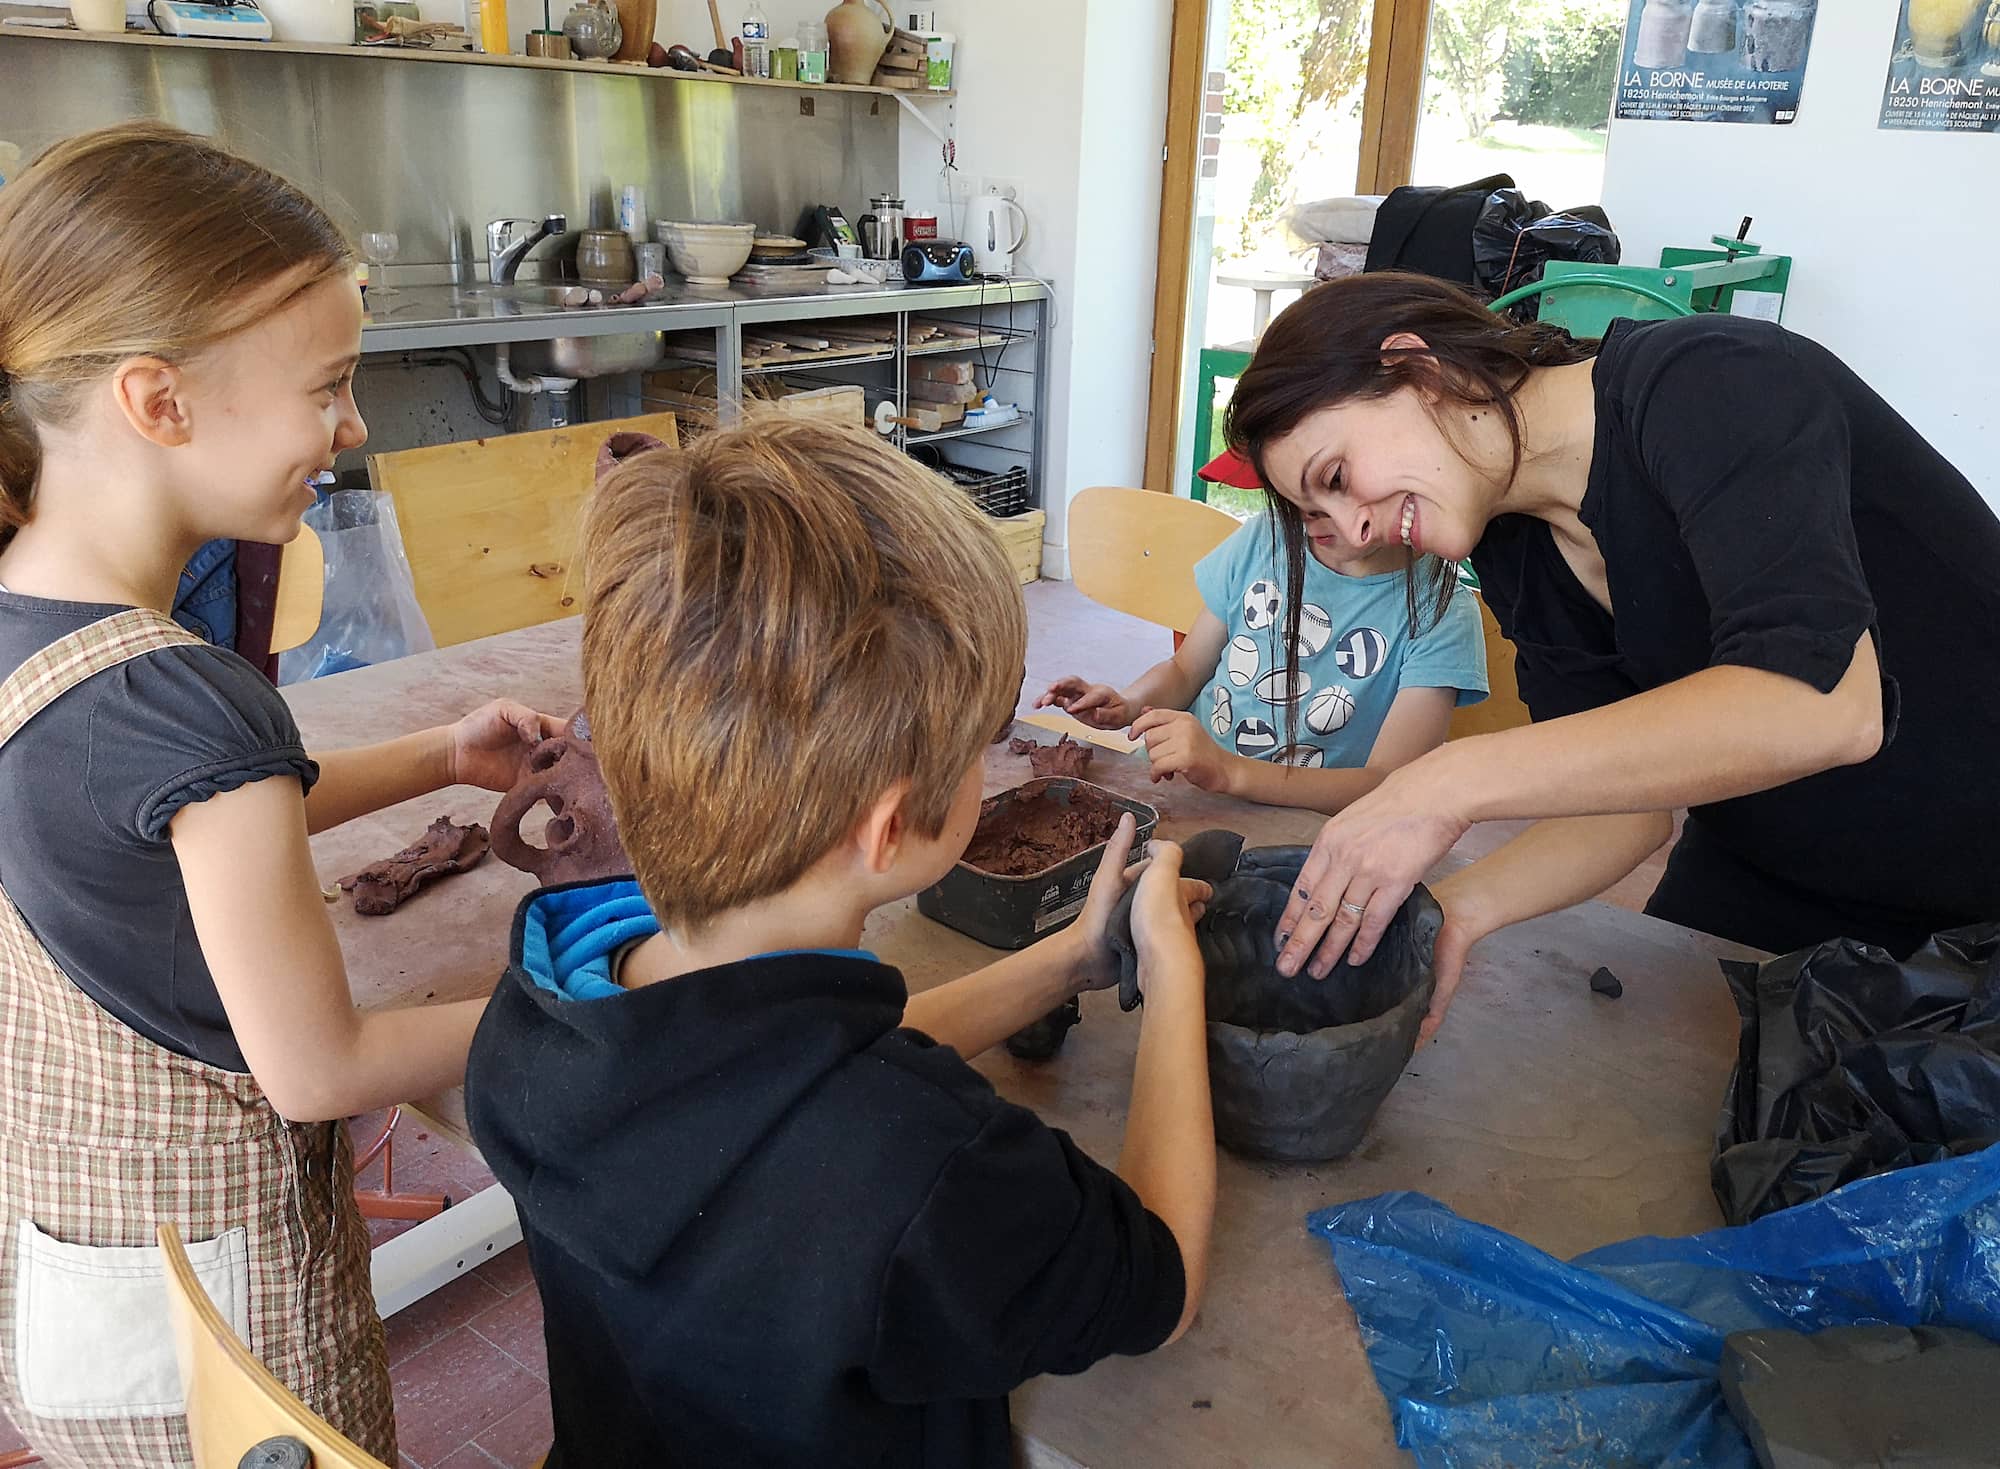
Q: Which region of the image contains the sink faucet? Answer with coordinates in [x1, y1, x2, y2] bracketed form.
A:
[487, 214, 568, 285]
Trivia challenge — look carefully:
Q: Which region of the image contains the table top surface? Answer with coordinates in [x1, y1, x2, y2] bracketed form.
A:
[290, 620, 1754, 1469]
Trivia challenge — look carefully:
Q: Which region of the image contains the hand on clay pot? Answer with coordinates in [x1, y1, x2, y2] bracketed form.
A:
[448, 700, 572, 792]
[1064, 814, 1210, 994]
[1129, 707, 1240, 792]
[1036, 676, 1134, 731]
[1273, 757, 1471, 982]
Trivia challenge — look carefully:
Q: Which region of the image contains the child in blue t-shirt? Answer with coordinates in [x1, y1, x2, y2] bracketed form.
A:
[1040, 513, 1487, 815]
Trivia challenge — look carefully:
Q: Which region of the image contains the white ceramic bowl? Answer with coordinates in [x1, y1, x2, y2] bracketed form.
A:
[655, 221, 756, 285]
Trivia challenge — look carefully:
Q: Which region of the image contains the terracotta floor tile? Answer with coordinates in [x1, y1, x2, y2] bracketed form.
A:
[389, 1327, 541, 1469]
[470, 1393, 556, 1468]
[430, 1446, 504, 1469]
[467, 1282, 549, 1381]
[384, 1268, 507, 1367]
[472, 1243, 537, 1298]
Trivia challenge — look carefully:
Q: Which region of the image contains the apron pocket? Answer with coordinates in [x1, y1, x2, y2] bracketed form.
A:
[13, 1218, 250, 1419]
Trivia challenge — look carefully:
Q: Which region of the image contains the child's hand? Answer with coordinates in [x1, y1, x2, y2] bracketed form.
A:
[448, 701, 570, 791]
[1130, 708, 1240, 794]
[1130, 839, 1206, 976]
[1067, 816, 1211, 993]
[1036, 676, 1134, 730]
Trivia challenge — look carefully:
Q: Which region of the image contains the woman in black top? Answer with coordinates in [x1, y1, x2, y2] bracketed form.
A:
[1223, 272, 2000, 1037]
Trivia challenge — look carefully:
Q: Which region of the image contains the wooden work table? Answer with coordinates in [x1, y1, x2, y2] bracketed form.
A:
[289, 620, 1754, 1469]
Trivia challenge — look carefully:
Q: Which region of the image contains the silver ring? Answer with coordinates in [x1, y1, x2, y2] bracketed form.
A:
[1340, 900, 1367, 917]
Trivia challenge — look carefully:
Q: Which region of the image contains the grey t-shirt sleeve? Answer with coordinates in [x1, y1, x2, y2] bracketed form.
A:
[84, 645, 320, 843]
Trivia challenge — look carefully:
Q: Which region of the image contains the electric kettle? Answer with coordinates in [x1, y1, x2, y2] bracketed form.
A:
[966, 195, 1027, 276]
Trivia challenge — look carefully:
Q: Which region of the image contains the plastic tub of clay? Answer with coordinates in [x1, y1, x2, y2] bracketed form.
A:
[917, 777, 1159, 950]
[1197, 855, 1442, 1160]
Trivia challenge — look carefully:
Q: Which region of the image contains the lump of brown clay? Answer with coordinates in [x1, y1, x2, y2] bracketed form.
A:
[340, 816, 491, 916]
[960, 783, 1125, 878]
[1007, 733, 1095, 779]
[490, 709, 632, 887]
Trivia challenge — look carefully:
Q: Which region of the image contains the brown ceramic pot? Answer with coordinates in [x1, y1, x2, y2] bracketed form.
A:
[825, 0, 891, 84]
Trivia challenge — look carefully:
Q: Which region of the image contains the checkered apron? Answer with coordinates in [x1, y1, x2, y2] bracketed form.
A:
[0, 610, 394, 1466]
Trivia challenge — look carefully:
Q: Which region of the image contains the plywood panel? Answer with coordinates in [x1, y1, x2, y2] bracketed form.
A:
[368, 414, 678, 649]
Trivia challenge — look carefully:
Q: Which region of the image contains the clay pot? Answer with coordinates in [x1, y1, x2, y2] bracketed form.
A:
[490, 710, 631, 887]
[1196, 851, 1441, 1162]
[825, 0, 892, 84]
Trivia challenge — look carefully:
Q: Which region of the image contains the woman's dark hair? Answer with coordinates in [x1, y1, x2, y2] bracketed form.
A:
[1223, 272, 1598, 740]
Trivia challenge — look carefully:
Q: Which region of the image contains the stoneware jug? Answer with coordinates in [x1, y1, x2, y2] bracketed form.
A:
[825, 0, 892, 84]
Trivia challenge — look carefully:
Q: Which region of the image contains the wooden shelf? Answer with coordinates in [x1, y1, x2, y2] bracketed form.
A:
[2, 26, 954, 99]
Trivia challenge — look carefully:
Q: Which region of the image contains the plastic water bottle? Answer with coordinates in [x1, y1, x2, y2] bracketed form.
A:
[741, 1, 769, 79]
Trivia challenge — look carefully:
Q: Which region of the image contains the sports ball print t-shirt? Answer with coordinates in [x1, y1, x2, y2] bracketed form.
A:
[1190, 515, 1487, 769]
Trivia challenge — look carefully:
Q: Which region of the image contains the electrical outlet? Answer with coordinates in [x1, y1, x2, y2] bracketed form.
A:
[980, 178, 1021, 202]
[943, 171, 975, 205]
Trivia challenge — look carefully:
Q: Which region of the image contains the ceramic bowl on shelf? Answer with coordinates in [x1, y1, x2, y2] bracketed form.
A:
[655, 220, 756, 285]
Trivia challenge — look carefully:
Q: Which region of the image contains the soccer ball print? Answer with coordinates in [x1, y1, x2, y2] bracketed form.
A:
[1243, 579, 1282, 631]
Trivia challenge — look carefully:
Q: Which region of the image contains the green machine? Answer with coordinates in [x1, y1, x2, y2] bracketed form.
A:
[1191, 228, 1792, 502]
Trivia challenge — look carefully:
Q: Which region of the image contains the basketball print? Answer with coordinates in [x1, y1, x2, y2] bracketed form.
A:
[1306, 684, 1356, 734]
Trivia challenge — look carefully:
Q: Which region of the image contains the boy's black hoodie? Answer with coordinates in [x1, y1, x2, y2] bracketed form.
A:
[465, 879, 1185, 1469]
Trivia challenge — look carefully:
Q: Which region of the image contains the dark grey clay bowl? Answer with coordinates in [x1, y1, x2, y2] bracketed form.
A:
[1198, 861, 1442, 1162]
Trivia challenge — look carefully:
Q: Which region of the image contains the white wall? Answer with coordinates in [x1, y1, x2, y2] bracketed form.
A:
[1601, 4, 1998, 510]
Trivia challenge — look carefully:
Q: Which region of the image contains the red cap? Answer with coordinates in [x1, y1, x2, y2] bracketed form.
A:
[1197, 447, 1261, 490]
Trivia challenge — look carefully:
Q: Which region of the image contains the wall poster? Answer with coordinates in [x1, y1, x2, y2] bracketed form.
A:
[1880, 0, 2000, 132]
[1615, 0, 1820, 125]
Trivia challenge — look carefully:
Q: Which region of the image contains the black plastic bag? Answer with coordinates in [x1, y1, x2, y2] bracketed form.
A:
[1712, 924, 2000, 1226]
[1472, 191, 1620, 307]
[1363, 173, 1515, 286]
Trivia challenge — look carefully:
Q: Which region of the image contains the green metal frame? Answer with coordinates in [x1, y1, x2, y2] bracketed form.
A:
[1189, 234, 1792, 499]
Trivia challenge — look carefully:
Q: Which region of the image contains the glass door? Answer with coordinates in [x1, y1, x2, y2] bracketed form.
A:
[1150, 0, 1379, 512]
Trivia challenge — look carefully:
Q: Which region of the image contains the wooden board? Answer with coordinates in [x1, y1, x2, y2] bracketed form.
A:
[367, 413, 679, 649]
[271, 523, 325, 656]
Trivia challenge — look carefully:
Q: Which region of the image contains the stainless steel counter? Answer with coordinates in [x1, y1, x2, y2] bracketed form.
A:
[360, 278, 1053, 353]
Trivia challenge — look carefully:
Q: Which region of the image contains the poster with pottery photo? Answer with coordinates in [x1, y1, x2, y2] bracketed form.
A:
[1880, 0, 2000, 132]
[1614, 0, 1820, 124]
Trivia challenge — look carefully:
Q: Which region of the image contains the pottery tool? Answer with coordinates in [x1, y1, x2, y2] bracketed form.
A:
[704, 0, 734, 67]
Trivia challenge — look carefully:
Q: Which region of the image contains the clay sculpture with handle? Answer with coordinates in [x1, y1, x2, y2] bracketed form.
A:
[489, 428, 669, 887]
[489, 709, 632, 887]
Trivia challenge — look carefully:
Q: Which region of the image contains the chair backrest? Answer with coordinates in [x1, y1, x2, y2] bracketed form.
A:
[269, 523, 325, 657]
[368, 412, 679, 649]
[1066, 486, 1240, 634]
[158, 1224, 393, 1469]
[1447, 594, 1532, 739]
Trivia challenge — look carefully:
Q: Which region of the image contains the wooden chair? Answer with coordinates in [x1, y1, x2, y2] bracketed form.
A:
[369, 413, 679, 649]
[1447, 594, 1532, 739]
[269, 524, 325, 659]
[1023, 487, 1239, 753]
[158, 1223, 394, 1469]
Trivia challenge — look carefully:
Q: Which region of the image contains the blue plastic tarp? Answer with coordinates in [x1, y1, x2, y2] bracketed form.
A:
[1308, 1144, 2000, 1467]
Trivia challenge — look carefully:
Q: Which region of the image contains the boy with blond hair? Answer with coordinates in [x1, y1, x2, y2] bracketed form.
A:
[465, 420, 1216, 1469]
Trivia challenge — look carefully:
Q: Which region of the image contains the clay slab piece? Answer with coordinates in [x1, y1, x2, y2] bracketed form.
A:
[961, 784, 1125, 878]
[1590, 966, 1624, 999]
[1719, 1324, 2000, 1469]
[340, 816, 490, 916]
[490, 708, 631, 887]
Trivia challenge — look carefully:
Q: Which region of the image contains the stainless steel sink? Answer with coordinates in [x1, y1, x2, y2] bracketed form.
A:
[473, 287, 667, 379]
[509, 333, 665, 378]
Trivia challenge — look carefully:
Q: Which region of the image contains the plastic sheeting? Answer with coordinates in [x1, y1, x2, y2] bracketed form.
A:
[1308, 1145, 2000, 1468]
[1713, 923, 2000, 1226]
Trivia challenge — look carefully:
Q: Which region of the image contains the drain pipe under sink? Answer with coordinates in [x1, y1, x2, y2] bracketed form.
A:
[494, 343, 579, 428]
